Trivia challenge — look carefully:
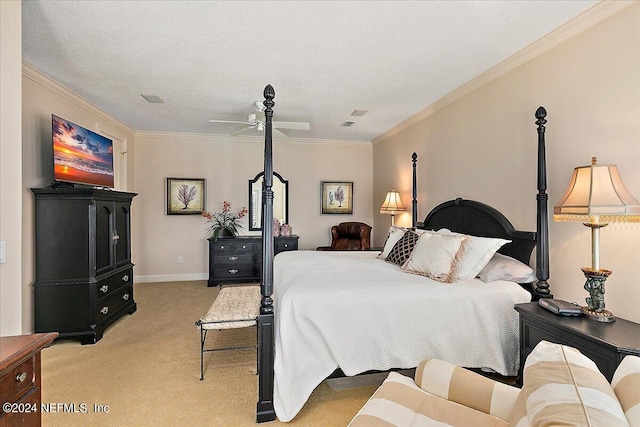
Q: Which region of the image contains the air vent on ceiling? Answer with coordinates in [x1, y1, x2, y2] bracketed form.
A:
[141, 94, 165, 104]
[350, 110, 368, 117]
[341, 121, 355, 127]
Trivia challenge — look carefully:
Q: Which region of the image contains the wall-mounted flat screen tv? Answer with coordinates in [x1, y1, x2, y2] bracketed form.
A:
[52, 114, 114, 188]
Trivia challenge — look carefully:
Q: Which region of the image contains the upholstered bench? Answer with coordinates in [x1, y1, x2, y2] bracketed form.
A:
[349, 340, 640, 426]
[195, 285, 261, 380]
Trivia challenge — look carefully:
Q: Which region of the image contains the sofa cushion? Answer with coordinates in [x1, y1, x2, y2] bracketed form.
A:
[348, 371, 510, 427]
[523, 340, 629, 427]
[415, 358, 519, 422]
[612, 355, 640, 427]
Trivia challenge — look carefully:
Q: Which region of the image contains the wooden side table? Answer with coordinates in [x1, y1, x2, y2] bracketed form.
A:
[514, 302, 640, 384]
[0, 332, 58, 426]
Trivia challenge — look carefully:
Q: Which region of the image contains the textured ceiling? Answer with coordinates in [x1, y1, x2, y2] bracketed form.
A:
[22, 1, 598, 141]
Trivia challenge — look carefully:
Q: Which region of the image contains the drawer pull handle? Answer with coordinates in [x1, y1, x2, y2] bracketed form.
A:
[16, 372, 27, 382]
[122, 294, 130, 301]
[100, 306, 109, 315]
[229, 269, 238, 274]
[100, 285, 109, 293]
[220, 246, 225, 249]
[284, 244, 288, 248]
[122, 275, 129, 281]
[229, 256, 238, 261]
[242, 245, 246, 249]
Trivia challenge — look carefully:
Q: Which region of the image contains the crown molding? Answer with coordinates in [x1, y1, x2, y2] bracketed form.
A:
[372, 0, 636, 145]
[22, 61, 136, 136]
[136, 130, 372, 147]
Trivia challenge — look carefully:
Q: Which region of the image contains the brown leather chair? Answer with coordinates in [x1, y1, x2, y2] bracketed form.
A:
[316, 222, 372, 251]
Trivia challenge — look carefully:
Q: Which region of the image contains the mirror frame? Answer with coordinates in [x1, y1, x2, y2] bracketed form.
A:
[248, 171, 289, 231]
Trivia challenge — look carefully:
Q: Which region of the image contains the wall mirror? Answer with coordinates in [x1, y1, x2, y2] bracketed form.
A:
[248, 171, 289, 231]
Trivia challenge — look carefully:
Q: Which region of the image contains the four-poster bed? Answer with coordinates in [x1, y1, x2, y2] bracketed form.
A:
[255, 85, 551, 422]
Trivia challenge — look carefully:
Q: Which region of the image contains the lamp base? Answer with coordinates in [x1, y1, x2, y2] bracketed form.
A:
[580, 267, 615, 323]
[580, 306, 615, 322]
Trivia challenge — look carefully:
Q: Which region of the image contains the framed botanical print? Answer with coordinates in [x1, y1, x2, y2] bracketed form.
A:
[321, 181, 353, 214]
[166, 178, 205, 215]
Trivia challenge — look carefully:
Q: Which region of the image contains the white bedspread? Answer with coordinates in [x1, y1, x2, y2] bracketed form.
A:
[273, 250, 531, 422]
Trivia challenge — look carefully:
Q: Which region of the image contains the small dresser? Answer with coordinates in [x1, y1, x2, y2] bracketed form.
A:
[208, 235, 299, 287]
[0, 332, 58, 427]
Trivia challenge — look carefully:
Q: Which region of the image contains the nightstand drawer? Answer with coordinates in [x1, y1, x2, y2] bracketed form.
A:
[276, 240, 295, 252]
[0, 387, 40, 424]
[0, 357, 35, 406]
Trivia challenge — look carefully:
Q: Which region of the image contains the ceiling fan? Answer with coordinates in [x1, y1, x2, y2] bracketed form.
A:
[209, 101, 310, 137]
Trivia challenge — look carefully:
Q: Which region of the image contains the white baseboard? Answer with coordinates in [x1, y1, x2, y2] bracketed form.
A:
[134, 273, 208, 283]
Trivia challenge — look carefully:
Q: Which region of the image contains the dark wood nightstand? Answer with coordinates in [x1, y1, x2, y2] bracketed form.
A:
[514, 302, 640, 385]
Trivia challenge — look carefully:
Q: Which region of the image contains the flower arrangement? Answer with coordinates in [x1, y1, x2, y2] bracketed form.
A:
[202, 201, 248, 241]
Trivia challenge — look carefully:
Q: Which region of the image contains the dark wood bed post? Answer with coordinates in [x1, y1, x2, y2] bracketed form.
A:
[534, 106, 552, 299]
[412, 152, 418, 228]
[257, 84, 276, 423]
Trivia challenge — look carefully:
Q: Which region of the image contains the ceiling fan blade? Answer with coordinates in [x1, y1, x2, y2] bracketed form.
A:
[208, 119, 251, 125]
[273, 121, 310, 131]
[229, 125, 255, 136]
[273, 128, 289, 138]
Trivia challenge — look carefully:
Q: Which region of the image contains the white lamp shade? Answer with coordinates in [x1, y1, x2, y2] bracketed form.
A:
[380, 191, 405, 215]
[554, 158, 640, 224]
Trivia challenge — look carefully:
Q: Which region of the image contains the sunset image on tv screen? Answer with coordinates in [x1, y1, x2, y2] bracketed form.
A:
[52, 115, 114, 187]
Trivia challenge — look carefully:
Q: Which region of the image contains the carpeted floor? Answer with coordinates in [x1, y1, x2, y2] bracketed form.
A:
[40, 281, 377, 426]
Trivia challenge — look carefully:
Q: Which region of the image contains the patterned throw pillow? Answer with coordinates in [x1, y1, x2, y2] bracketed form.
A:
[378, 226, 409, 259]
[385, 230, 419, 266]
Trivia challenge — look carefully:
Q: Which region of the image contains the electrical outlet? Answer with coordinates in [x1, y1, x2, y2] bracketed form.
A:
[0, 241, 6, 264]
[177, 256, 183, 264]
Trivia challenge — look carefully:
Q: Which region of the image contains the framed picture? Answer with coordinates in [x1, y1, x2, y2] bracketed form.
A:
[166, 178, 205, 215]
[321, 181, 353, 214]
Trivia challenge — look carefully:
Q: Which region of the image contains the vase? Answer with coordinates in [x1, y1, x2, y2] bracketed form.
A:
[218, 228, 236, 239]
[280, 223, 292, 237]
[272, 218, 281, 237]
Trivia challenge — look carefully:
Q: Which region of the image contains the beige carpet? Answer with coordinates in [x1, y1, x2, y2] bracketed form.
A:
[40, 281, 377, 426]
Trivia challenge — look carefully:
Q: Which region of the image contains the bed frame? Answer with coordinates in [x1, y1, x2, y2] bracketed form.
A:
[255, 85, 551, 422]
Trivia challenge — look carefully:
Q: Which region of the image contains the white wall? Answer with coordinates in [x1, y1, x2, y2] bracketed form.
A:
[0, 0, 23, 335]
[133, 132, 373, 282]
[372, 3, 640, 323]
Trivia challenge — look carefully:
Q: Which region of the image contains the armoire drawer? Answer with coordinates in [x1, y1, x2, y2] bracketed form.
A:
[96, 269, 132, 299]
[96, 285, 134, 323]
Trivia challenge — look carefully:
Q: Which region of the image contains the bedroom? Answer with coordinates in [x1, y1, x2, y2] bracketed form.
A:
[1, 0, 639, 425]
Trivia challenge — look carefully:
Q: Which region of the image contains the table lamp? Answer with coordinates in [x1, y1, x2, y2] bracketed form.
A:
[380, 190, 405, 226]
[554, 157, 640, 322]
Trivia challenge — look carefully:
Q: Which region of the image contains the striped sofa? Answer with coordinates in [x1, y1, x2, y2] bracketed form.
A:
[349, 340, 639, 427]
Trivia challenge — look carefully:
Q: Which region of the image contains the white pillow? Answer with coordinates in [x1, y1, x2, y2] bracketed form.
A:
[437, 229, 510, 281]
[478, 253, 537, 283]
[401, 233, 468, 283]
[378, 226, 408, 259]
